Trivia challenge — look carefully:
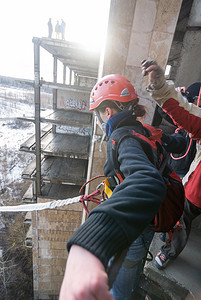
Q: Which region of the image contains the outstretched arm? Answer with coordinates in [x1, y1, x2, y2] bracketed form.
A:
[59, 245, 114, 300]
[141, 60, 201, 139]
[60, 137, 165, 299]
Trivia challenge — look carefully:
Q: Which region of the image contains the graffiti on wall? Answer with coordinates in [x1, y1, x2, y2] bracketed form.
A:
[56, 125, 92, 136]
[63, 97, 87, 111]
[57, 90, 90, 112]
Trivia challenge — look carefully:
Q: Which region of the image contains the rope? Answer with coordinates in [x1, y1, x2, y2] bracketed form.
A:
[0, 175, 106, 214]
[79, 175, 106, 215]
[197, 87, 201, 107]
[170, 138, 192, 160]
[0, 196, 81, 212]
[80, 190, 103, 216]
[170, 87, 201, 161]
[79, 175, 105, 194]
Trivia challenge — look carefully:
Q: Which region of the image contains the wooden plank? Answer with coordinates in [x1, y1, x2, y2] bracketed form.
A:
[20, 124, 52, 152]
[42, 124, 52, 132]
[20, 127, 91, 154]
[20, 135, 36, 152]
[22, 155, 45, 179]
[40, 132, 55, 149]
[22, 183, 36, 203]
[41, 157, 88, 185]
[42, 133, 90, 159]
[41, 183, 82, 201]
[22, 156, 87, 185]
[22, 158, 36, 179]
[41, 109, 93, 127]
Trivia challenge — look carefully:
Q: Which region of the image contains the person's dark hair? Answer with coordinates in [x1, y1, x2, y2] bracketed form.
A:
[97, 99, 146, 118]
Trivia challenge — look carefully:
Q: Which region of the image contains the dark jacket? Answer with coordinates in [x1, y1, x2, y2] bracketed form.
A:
[168, 129, 196, 178]
[67, 114, 186, 268]
[152, 106, 196, 178]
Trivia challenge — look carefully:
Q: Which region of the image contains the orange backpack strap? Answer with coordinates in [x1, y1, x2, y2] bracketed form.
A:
[142, 123, 163, 141]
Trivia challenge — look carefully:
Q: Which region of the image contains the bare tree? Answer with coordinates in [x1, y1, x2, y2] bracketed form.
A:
[0, 214, 33, 300]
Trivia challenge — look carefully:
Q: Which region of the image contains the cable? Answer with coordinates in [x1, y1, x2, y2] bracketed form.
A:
[170, 138, 192, 160]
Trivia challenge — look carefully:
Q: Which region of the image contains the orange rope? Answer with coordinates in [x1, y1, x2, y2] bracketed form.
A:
[79, 175, 105, 194]
[79, 175, 106, 215]
[170, 138, 192, 160]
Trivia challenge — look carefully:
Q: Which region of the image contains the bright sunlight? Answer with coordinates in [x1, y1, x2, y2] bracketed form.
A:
[0, 0, 111, 79]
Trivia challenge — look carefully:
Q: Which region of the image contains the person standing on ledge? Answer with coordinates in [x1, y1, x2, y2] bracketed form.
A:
[59, 73, 186, 300]
[55, 20, 60, 39]
[60, 19, 66, 40]
[47, 18, 53, 38]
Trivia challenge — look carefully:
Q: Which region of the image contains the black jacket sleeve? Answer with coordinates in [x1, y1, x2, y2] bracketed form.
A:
[161, 132, 187, 153]
[67, 136, 166, 268]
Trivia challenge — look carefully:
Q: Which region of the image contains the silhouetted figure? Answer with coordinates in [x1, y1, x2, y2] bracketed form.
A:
[48, 18, 53, 38]
[60, 19, 66, 40]
[55, 20, 60, 39]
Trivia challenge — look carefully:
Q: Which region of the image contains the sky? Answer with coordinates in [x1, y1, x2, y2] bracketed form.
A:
[0, 0, 111, 80]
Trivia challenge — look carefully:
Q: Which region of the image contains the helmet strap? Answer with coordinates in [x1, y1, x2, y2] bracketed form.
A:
[94, 109, 106, 132]
[114, 99, 138, 112]
[94, 109, 109, 152]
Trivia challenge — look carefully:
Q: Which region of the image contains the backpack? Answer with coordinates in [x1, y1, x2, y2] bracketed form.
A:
[107, 123, 185, 235]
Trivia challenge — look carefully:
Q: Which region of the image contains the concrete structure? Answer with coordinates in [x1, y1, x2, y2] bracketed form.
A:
[87, 0, 184, 193]
[19, 0, 201, 299]
[32, 199, 82, 299]
[170, 0, 201, 87]
[20, 39, 99, 299]
[143, 217, 201, 299]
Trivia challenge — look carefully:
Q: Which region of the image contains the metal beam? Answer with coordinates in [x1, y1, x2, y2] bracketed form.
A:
[63, 64, 66, 85]
[40, 80, 91, 92]
[33, 39, 41, 196]
[53, 56, 57, 111]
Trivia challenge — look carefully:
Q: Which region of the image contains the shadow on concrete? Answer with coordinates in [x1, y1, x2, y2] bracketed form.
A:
[139, 215, 201, 300]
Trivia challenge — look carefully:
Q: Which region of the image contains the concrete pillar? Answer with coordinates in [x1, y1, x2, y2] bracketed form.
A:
[174, 0, 201, 86]
[87, 0, 183, 198]
[63, 64, 66, 85]
[103, 0, 182, 123]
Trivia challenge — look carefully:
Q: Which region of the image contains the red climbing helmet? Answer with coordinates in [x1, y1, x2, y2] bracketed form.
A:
[90, 74, 138, 110]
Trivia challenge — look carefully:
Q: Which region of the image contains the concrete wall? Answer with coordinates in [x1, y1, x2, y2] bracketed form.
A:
[174, 0, 201, 86]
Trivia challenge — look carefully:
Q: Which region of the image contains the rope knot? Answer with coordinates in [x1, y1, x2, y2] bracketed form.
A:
[79, 175, 106, 216]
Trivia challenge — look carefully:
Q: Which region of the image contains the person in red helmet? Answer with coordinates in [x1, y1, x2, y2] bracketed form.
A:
[141, 60, 201, 270]
[59, 74, 186, 300]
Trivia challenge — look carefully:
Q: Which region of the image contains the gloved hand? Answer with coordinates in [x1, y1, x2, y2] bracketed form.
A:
[141, 60, 165, 90]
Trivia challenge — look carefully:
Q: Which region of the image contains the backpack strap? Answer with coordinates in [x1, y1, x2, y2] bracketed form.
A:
[142, 123, 163, 141]
[111, 124, 165, 181]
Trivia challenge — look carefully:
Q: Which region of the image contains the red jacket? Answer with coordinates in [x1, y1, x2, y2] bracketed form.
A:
[148, 81, 201, 208]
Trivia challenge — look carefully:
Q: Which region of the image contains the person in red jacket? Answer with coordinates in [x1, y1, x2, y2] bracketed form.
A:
[142, 60, 201, 269]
